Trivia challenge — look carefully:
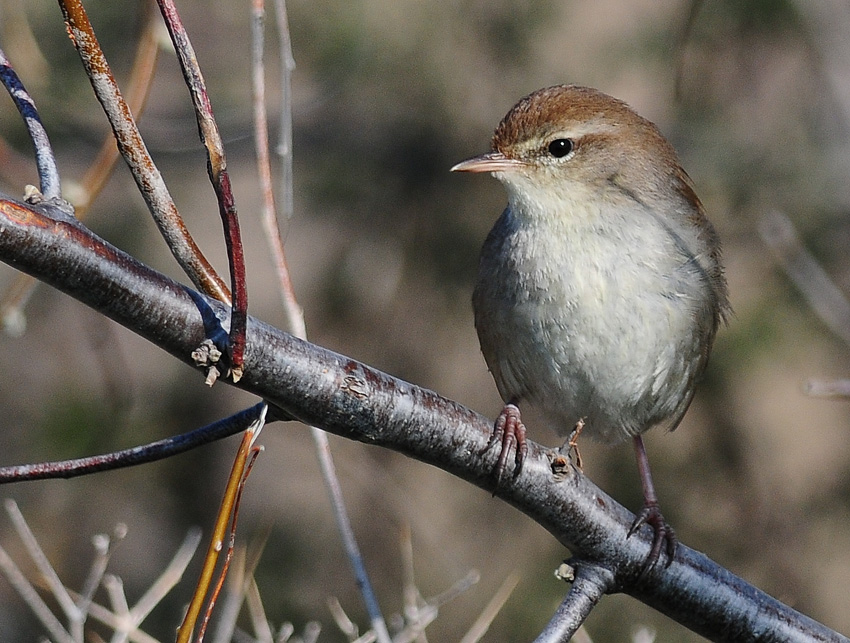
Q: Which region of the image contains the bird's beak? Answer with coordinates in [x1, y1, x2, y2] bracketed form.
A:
[451, 152, 525, 173]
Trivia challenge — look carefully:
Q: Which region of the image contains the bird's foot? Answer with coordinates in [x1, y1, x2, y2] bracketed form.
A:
[482, 403, 527, 486]
[627, 500, 677, 575]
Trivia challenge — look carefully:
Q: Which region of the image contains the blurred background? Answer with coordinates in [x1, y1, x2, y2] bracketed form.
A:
[2, 0, 850, 640]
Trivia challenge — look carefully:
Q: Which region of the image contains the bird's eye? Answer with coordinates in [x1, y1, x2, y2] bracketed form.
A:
[547, 138, 574, 158]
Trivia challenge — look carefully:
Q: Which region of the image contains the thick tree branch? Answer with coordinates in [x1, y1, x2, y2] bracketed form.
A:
[0, 195, 846, 643]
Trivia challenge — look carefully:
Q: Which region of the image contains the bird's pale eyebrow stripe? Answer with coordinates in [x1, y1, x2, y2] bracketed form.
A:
[554, 121, 618, 141]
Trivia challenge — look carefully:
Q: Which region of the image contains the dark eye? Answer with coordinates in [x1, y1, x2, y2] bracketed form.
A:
[547, 138, 573, 158]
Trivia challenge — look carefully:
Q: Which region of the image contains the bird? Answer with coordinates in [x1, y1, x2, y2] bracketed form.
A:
[452, 84, 729, 570]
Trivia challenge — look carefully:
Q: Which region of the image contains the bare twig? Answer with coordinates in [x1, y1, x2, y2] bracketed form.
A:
[313, 430, 392, 642]
[759, 210, 850, 347]
[250, 3, 389, 639]
[399, 525, 426, 643]
[64, 527, 202, 642]
[127, 527, 203, 623]
[102, 574, 131, 642]
[209, 530, 270, 643]
[246, 577, 277, 643]
[77, 525, 126, 625]
[0, 537, 74, 643]
[459, 572, 518, 643]
[155, 0, 248, 380]
[5, 498, 83, 638]
[197, 444, 263, 642]
[672, 0, 706, 100]
[57, 0, 229, 302]
[0, 48, 61, 199]
[177, 405, 267, 643]
[273, 0, 296, 223]
[1, 8, 162, 329]
[0, 403, 266, 483]
[253, 0, 302, 326]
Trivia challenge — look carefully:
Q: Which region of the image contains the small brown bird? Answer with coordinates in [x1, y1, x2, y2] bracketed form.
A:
[453, 85, 729, 569]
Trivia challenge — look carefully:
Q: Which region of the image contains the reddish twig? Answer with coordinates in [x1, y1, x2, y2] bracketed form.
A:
[155, 0, 248, 381]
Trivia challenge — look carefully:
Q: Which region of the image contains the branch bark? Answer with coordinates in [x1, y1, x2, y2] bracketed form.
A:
[0, 194, 846, 643]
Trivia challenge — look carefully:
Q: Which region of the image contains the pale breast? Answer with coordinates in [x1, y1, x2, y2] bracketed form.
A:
[473, 202, 714, 443]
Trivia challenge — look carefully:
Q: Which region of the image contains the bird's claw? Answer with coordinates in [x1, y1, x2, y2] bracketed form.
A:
[628, 501, 677, 576]
[482, 403, 527, 486]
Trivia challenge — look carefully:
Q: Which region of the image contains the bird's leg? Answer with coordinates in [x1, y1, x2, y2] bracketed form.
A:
[627, 435, 677, 572]
[482, 402, 528, 485]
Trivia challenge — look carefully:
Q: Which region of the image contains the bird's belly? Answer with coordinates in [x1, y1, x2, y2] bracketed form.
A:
[475, 253, 701, 443]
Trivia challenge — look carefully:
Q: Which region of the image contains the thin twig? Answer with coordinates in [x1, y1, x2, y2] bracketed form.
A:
[313, 432, 392, 643]
[76, 525, 126, 626]
[246, 577, 277, 643]
[759, 210, 850, 347]
[256, 0, 303, 333]
[129, 527, 203, 623]
[197, 445, 263, 643]
[399, 524, 426, 643]
[63, 527, 202, 642]
[5, 499, 83, 635]
[253, 2, 390, 639]
[672, 0, 705, 100]
[273, 0, 296, 222]
[1, 8, 162, 327]
[0, 47, 61, 199]
[155, 0, 248, 380]
[0, 539, 74, 643]
[56, 0, 229, 302]
[210, 529, 271, 643]
[102, 574, 131, 642]
[459, 572, 518, 643]
[177, 404, 267, 643]
[0, 403, 266, 483]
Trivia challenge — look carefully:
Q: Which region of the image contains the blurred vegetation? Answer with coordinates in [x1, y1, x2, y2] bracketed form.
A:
[2, 0, 850, 641]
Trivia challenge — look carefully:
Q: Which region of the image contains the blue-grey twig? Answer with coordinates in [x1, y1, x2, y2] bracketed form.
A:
[0, 48, 61, 200]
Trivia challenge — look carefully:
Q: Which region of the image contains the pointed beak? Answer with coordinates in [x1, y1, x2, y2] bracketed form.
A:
[451, 152, 525, 173]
